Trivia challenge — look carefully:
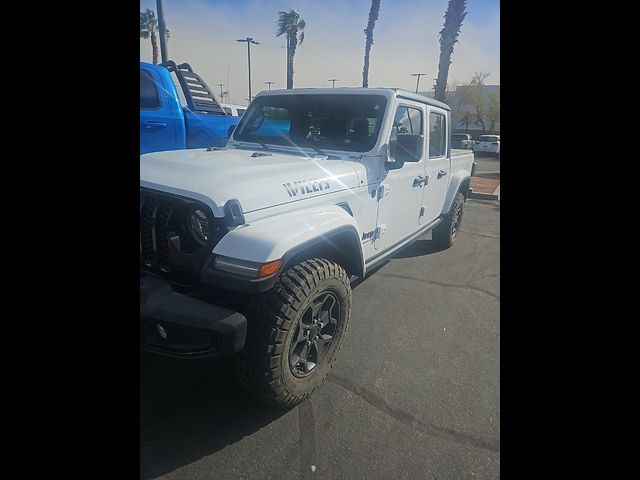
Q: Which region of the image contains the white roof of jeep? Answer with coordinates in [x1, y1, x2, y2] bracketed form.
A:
[254, 87, 451, 111]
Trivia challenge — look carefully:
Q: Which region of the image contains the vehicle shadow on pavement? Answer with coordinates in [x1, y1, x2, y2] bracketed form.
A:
[391, 239, 443, 259]
[140, 238, 443, 478]
[140, 353, 288, 479]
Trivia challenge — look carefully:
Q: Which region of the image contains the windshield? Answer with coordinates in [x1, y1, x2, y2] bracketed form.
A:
[478, 135, 499, 142]
[233, 94, 387, 153]
[452, 134, 468, 140]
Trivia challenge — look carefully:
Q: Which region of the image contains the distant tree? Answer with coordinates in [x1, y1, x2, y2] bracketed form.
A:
[140, 9, 159, 64]
[458, 71, 490, 131]
[486, 93, 500, 133]
[459, 111, 473, 132]
[434, 0, 468, 102]
[362, 0, 381, 87]
[276, 10, 306, 89]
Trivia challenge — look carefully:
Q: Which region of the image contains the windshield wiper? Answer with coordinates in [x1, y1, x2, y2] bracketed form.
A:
[308, 144, 328, 157]
[249, 135, 270, 149]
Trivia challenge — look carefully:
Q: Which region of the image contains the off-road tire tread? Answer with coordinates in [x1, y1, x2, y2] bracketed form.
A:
[433, 191, 465, 249]
[235, 258, 351, 407]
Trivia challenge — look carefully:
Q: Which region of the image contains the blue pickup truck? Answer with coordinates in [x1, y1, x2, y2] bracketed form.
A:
[140, 61, 241, 155]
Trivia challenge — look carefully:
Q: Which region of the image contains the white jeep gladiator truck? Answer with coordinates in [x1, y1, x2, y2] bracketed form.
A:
[140, 88, 476, 407]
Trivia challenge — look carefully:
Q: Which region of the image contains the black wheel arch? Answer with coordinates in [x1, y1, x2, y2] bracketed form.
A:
[281, 226, 364, 279]
[459, 176, 472, 201]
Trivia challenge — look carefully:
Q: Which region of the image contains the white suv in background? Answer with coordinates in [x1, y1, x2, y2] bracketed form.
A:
[473, 135, 500, 157]
[222, 104, 248, 117]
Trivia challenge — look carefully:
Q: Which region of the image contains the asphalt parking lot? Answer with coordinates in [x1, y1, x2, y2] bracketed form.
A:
[141, 197, 500, 480]
[474, 153, 500, 173]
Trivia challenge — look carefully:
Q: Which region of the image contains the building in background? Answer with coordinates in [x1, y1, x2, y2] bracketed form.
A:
[419, 85, 500, 137]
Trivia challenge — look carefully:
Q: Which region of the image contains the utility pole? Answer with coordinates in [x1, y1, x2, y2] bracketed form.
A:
[265, 81, 274, 90]
[156, 0, 169, 63]
[237, 37, 260, 102]
[411, 73, 427, 93]
[328, 78, 339, 88]
[218, 83, 225, 101]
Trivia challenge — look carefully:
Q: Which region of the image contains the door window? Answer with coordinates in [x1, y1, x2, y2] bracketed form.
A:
[388, 106, 423, 162]
[429, 112, 446, 158]
[140, 70, 160, 109]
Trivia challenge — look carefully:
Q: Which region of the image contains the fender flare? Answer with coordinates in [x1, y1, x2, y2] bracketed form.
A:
[441, 169, 472, 216]
[212, 204, 366, 277]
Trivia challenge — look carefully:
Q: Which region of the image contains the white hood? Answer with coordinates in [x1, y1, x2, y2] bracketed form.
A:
[140, 147, 361, 216]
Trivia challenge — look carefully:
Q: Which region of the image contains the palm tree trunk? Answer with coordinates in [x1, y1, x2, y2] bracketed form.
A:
[434, 40, 454, 101]
[286, 37, 293, 89]
[288, 31, 298, 89]
[362, 0, 381, 88]
[434, 0, 467, 102]
[151, 32, 158, 65]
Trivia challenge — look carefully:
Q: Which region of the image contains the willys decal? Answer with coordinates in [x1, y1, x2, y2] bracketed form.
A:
[282, 178, 331, 197]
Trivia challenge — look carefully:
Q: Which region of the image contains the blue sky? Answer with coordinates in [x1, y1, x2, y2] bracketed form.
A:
[140, 0, 499, 105]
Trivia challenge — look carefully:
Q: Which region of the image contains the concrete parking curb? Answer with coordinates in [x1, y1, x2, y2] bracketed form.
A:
[468, 184, 500, 201]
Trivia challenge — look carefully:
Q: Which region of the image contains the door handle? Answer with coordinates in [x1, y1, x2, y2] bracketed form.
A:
[437, 170, 448, 179]
[413, 175, 430, 187]
[142, 121, 167, 129]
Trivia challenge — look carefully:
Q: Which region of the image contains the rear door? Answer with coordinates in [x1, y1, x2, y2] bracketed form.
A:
[140, 67, 178, 155]
[421, 107, 450, 223]
[184, 110, 233, 148]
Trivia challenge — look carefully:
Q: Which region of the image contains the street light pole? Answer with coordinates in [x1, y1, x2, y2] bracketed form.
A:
[218, 83, 225, 101]
[237, 37, 260, 102]
[328, 78, 339, 88]
[411, 73, 427, 93]
[156, 0, 169, 63]
[265, 81, 274, 90]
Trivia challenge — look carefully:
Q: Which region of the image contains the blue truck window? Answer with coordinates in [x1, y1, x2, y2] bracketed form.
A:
[140, 70, 160, 109]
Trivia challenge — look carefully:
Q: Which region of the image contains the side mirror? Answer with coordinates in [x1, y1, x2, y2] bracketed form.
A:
[395, 134, 423, 163]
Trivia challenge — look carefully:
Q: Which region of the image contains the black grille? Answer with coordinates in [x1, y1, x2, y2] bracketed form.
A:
[140, 188, 228, 286]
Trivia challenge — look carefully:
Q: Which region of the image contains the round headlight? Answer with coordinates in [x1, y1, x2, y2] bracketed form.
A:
[189, 208, 210, 244]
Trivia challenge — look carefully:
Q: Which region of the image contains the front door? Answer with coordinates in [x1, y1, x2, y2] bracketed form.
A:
[374, 102, 427, 251]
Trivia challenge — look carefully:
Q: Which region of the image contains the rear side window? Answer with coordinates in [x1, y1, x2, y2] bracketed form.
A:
[429, 112, 446, 158]
[140, 70, 160, 109]
[237, 108, 246, 117]
[223, 107, 232, 114]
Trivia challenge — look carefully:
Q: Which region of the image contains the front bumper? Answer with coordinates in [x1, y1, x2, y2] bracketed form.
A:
[140, 277, 247, 358]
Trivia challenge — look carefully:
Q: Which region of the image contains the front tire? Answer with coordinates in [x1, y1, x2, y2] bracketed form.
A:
[235, 258, 352, 407]
[433, 192, 465, 249]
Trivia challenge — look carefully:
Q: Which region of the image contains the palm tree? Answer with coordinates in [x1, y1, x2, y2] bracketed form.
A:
[434, 0, 468, 102]
[276, 10, 306, 89]
[362, 0, 381, 87]
[140, 9, 159, 64]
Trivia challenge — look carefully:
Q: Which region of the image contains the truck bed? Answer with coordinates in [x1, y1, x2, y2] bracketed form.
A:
[450, 148, 476, 180]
